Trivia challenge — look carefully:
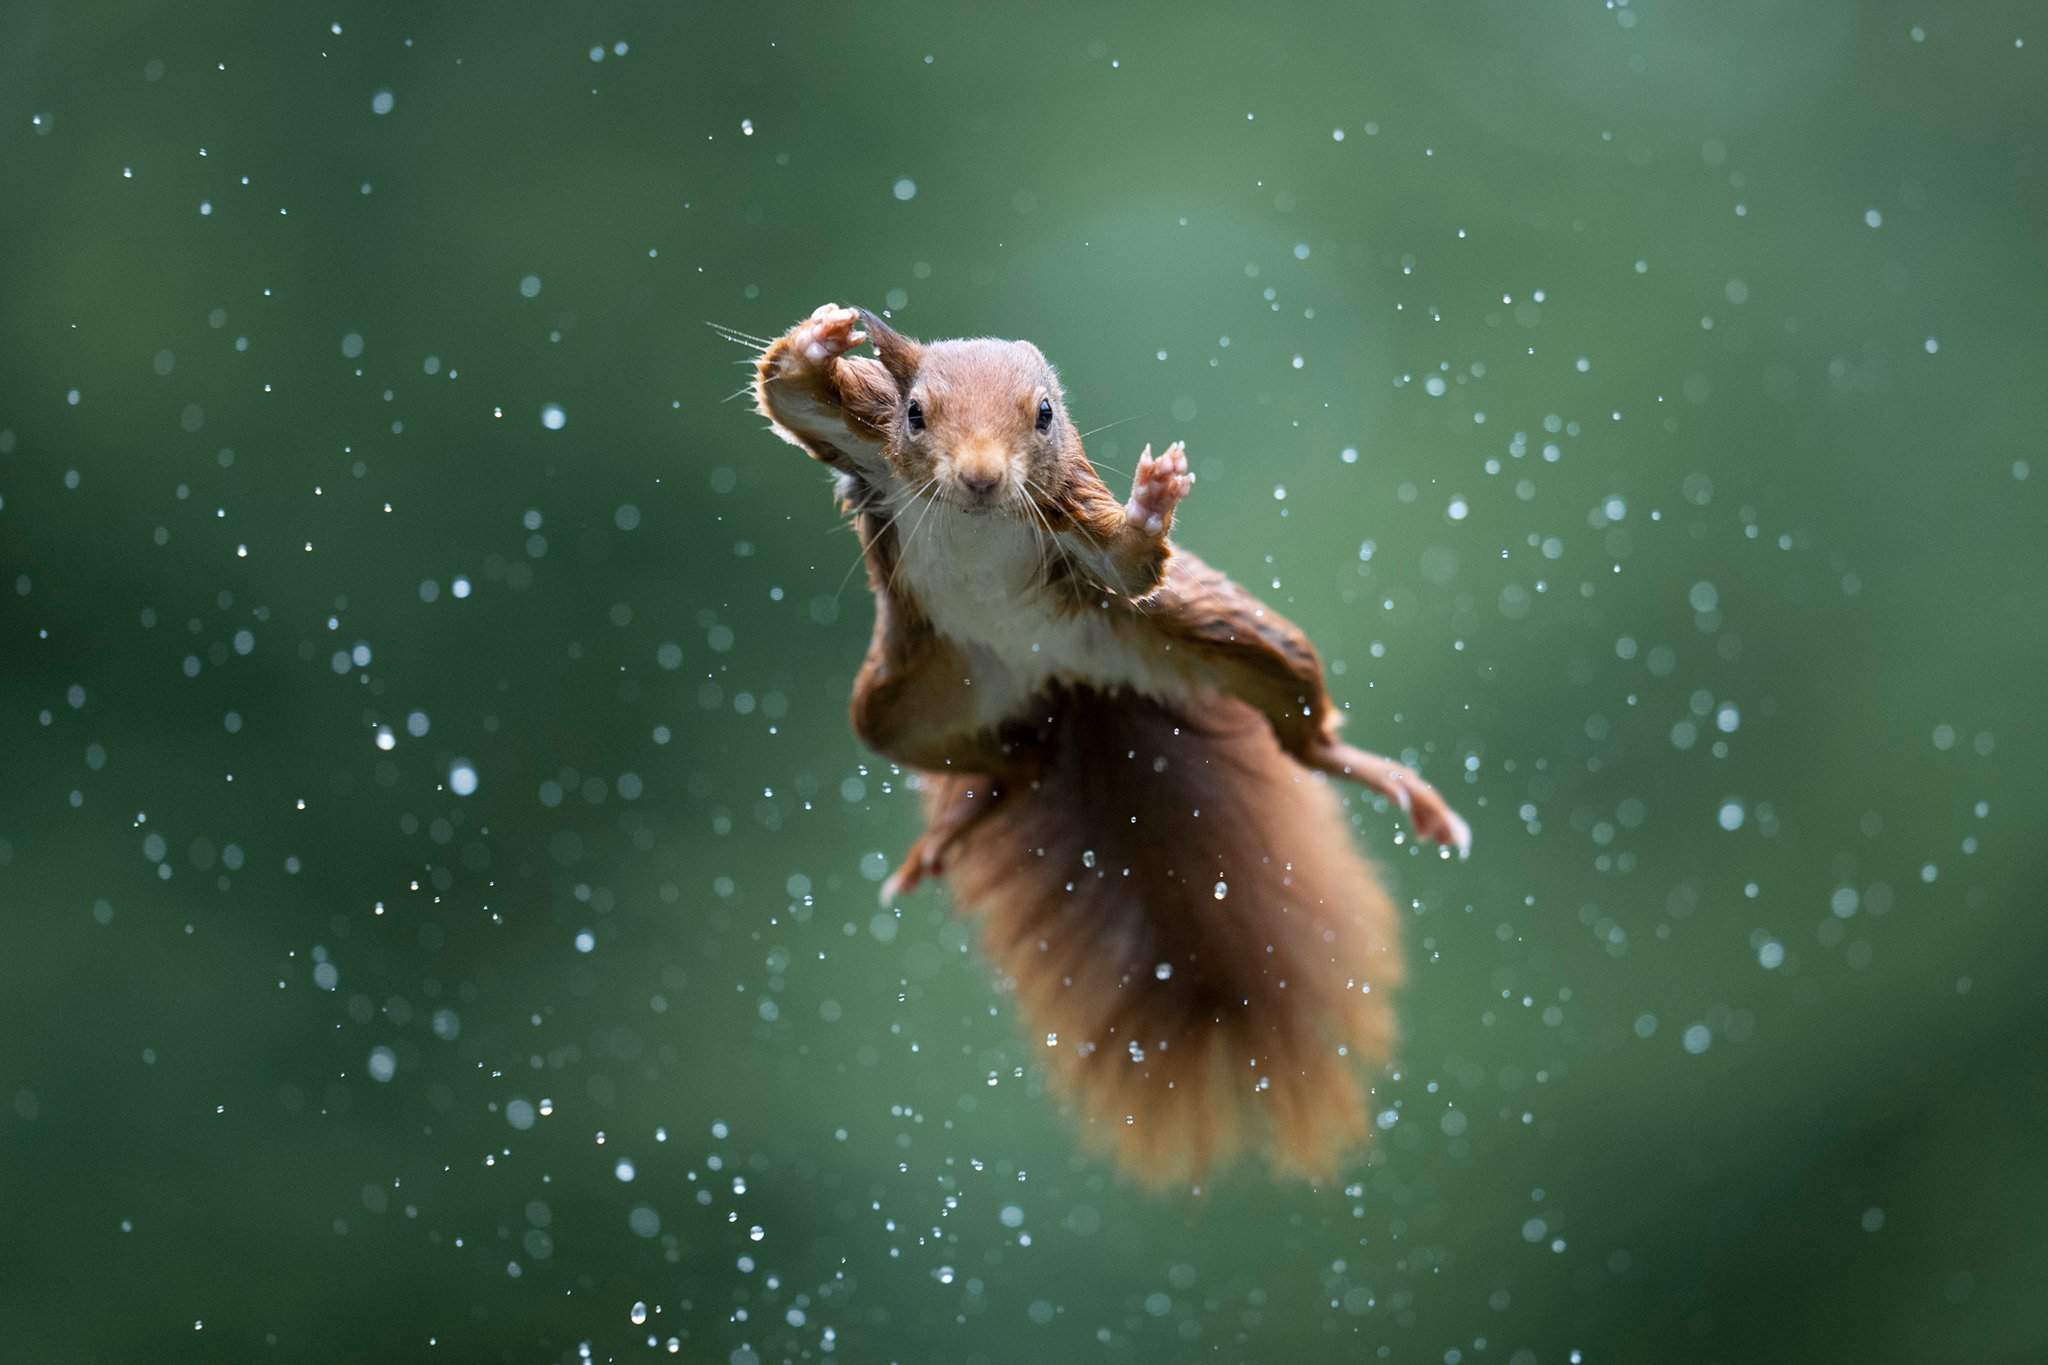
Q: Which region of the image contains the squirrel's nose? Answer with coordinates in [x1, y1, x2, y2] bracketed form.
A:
[956, 466, 1003, 498]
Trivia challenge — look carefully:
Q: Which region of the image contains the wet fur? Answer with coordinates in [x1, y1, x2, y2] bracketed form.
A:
[932, 687, 1401, 1185]
[750, 305, 1467, 1186]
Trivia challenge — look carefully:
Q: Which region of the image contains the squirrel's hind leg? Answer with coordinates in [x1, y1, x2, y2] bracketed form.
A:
[1305, 738, 1471, 857]
[880, 774, 1006, 905]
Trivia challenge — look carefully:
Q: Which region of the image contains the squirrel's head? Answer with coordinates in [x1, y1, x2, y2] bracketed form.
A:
[856, 309, 1079, 513]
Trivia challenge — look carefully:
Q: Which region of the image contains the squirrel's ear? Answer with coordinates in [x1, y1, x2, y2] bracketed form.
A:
[856, 307, 922, 388]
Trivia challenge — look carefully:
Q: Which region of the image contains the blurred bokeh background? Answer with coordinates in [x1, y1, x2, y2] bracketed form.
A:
[3, 2, 2045, 1361]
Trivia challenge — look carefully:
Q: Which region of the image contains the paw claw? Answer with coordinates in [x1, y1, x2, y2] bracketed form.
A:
[1316, 740, 1473, 858]
[1412, 795, 1472, 858]
[881, 833, 950, 907]
[781, 304, 865, 375]
[1125, 440, 1193, 535]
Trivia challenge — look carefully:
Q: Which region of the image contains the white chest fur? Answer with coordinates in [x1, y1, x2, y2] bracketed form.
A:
[891, 502, 1191, 727]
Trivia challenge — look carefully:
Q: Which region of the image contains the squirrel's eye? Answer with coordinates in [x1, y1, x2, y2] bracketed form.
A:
[905, 399, 925, 433]
[1035, 397, 1054, 433]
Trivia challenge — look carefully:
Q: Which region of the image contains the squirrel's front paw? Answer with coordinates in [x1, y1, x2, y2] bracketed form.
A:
[774, 303, 867, 376]
[1124, 441, 1194, 535]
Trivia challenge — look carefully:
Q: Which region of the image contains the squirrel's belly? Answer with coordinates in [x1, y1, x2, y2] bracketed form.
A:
[898, 509, 1196, 727]
[982, 603, 1191, 718]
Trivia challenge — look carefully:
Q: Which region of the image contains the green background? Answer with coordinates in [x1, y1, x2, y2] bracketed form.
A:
[3, 2, 2044, 1361]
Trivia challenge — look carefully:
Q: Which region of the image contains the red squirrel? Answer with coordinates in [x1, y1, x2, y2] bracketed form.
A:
[751, 304, 1470, 1184]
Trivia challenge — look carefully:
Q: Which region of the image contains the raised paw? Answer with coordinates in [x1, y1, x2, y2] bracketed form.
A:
[1124, 441, 1194, 536]
[777, 303, 867, 375]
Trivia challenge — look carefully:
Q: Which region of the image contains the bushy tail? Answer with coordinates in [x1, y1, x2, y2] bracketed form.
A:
[935, 686, 1402, 1186]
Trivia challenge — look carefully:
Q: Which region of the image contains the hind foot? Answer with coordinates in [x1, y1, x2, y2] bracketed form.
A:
[1308, 740, 1471, 858]
[880, 834, 943, 906]
[878, 774, 1006, 905]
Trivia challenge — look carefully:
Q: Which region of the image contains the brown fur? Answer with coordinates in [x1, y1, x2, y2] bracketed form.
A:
[933, 686, 1401, 1185]
[748, 304, 1467, 1186]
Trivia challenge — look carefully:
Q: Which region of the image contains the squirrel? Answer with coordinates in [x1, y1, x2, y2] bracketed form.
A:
[750, 303, 1470, 1186]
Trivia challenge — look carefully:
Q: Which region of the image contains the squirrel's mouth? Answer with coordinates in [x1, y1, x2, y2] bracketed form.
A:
[935, 491, 1004, 517]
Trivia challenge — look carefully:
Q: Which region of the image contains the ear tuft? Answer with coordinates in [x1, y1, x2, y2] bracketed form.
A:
[856, 307, 923, 387]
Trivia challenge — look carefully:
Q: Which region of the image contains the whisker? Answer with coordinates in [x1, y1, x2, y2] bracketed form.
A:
[1077, 412, 1146, 440]
[1012, 487, 1053, 580]
[1035, 503, 1080, 589]
[834, 528, 878, 598]
[1019, 479, 1087, 590]
[1020, 489, 1058, 574]
[1028, 474, 1107, 556]
[839, 475, 937, 597]
[704, 320, 775, 347]
[887, 481, 945, 598]
[1023, 473, 1161, 615]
